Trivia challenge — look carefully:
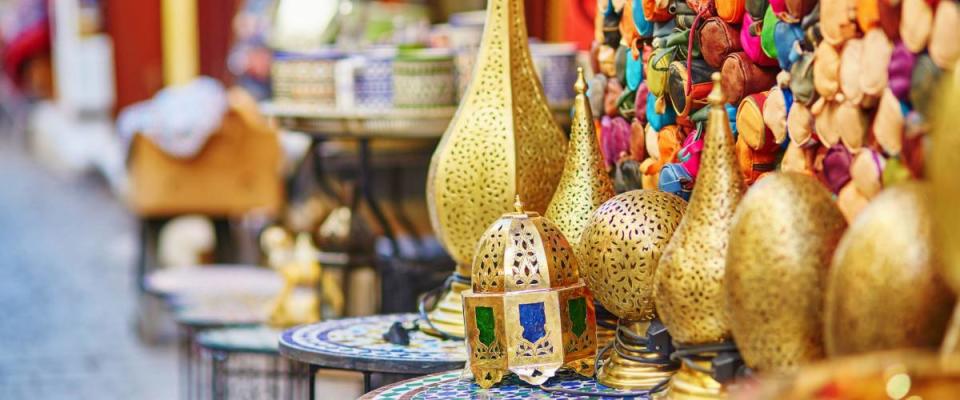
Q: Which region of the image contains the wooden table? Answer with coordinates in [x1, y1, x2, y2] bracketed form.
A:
[278, 313, 466, 397]
[360, 369, 651, 399]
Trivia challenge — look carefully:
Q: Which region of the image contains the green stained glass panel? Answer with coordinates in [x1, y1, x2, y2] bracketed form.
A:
[475, 306, 496, 346]
[568, 297, 587, 337]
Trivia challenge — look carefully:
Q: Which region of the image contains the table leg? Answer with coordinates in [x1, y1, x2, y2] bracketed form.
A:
[211, 350, 227, 400]
[178, 324, 192, 400]
[308, 364, 319, 400]
[363, 371, 373, 393]
[357, 138, 398, 253]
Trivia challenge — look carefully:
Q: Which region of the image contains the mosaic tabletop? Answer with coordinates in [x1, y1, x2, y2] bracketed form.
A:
[173, 292, 273, 328]
[144, 264, 282, 299]
[279, 313, 466, 374]
[197, 325, 282, 354]
[360, 369, 652, 399]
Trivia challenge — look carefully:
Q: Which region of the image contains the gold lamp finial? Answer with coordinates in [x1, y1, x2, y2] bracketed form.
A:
[708, 72, 725, 106]
[514, 195, 524, 213]
[574, 67, 587, 96]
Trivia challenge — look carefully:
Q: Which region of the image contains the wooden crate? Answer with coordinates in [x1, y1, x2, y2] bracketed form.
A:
[127, 105, 283, 217]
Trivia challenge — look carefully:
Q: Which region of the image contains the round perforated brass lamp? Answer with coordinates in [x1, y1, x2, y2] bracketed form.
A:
[422, 0, 567, 339]
[579, 189, 687, 390]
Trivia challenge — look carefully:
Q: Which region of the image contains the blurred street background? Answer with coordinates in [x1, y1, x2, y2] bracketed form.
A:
[0, 139, 176, 399]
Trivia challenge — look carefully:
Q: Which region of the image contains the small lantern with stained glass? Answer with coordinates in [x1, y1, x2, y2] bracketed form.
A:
[462, 196, 598, 388]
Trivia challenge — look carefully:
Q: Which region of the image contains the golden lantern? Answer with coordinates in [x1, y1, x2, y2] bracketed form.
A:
[463, 197, 597, 388]
[929, 66, 960, 355]
[725, 173, 846, 372]
[825, 183, 955, 357]
[579, 190, 687, 390]
[545, 67, 617, 348]
[654, 73, 744, 399]
[545, 67, 615, 259]
[423, 0, 567, 339]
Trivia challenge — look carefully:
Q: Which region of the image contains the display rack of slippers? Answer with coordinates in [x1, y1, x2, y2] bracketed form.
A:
[590, 0, 957, 223]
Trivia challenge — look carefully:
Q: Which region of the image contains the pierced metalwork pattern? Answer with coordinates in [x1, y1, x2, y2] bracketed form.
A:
[506, 218, 548, 291]
[655, 80, 745, 345]
[426, 0, 567, 270]
[579, 190, 687, 321]
[545, 68, 616, 260]
[536, 219, 580, 287]
[726, 173, 847, 371]
[472, 211, 581, 293]
[473, 219, 510, 292]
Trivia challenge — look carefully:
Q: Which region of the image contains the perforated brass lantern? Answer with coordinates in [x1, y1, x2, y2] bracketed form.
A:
[929, 67, 960, 355]
[654, 74, 744, 399]
[825, 183, 954, 357]
[579, 189, 687, 390]
[726, 173, 846, 372]
[424, 0, 567, 339]
[463, 198, 597, 388]
[545, 67, 615, 256]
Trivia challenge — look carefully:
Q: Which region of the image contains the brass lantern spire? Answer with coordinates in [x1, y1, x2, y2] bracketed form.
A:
[654, 73, 745, 399]
[423, 0, 568, 338]
[545, 67, 615, 255]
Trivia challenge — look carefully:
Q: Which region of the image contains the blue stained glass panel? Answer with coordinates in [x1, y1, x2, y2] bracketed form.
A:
[518, 302, 546, 343]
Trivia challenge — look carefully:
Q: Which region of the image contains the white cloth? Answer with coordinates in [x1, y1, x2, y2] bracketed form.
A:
[117, 77, 228, 159]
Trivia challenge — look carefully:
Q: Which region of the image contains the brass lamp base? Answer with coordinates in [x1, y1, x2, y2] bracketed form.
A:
[420, 273, 470, 339]
[595, 303, 618, 348]
[597, 320, 678, 390]
[664, 358, 725, 400]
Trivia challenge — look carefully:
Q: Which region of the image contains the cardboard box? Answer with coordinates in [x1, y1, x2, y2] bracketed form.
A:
[127, 105, 283, 217]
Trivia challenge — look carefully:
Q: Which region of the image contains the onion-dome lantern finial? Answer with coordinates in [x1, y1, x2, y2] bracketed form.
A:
[463, 196, 597, 388]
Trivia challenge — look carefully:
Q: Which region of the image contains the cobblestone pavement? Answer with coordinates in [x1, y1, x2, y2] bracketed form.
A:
[0, 143, 177, 399]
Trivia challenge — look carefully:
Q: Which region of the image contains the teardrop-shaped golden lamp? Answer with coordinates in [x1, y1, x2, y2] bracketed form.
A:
[545, 67, 616, 257]
[653, 73, 745, 400]
[579, 190, 687, 390]
[655, 73, 745, 345]
[423, 0, 568, 338]
[929, 67, 960, 355]
[825, 183, 955, 358]
[725, 172, 846, 372]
